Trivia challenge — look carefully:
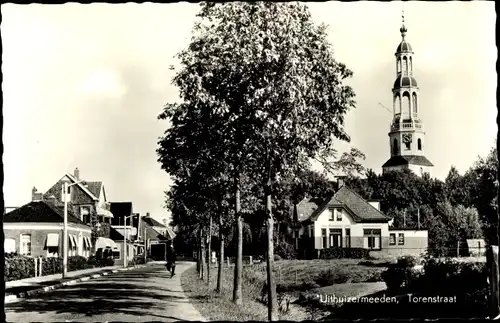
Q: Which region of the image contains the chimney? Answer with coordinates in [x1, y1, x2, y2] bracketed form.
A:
[337, 176, 346, 189]
[32, 187, 43, 201]
[74, 167, 80, 180]
[145, 212, 150, 218]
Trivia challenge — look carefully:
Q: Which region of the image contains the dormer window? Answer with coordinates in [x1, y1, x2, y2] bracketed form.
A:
[336, 208, 342, 221]
[328, 209, 334, 221]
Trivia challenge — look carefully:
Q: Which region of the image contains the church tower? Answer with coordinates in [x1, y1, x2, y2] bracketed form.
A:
[382, 13, 433, 176]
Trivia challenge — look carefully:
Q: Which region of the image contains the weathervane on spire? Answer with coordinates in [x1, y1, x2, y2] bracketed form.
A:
[400, 8, 407, 40]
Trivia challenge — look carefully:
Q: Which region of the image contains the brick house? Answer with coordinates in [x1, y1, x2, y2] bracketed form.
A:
[3, 200, 92, 258]
[42, 168, 114, 227]
[142, 213, 176, 261]
[293, 179, 428, 258]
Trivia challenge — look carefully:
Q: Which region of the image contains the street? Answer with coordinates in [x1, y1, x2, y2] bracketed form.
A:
[5, 262, 205, 322]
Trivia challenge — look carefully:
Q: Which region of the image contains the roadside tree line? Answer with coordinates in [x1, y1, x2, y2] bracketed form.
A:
[156, 2, 362, 321]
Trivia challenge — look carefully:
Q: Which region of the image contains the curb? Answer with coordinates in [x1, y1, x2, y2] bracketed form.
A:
[5, 265, 146, 304]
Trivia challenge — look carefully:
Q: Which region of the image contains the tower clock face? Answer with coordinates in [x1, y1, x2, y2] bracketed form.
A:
[402, 133, 412, 144]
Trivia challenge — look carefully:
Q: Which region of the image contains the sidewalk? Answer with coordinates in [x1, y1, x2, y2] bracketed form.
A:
[5, 265, 146, 303]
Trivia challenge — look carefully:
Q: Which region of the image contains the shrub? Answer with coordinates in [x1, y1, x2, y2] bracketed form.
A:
[319, 248, 369, 259]
[382, 255, 423, 292]
[275, 240, 297, 260]
[314, 268, 350, 286]
[382, 256, 488, 295]
[396, 255, 420, 267]
[42, 257, 63, 276]
[68, 256, 90, 271]
[274, 254, 282, 261]
[87, 256, 98, 267]
[421, 258, 487, 295]
[4, 254, 36, 281]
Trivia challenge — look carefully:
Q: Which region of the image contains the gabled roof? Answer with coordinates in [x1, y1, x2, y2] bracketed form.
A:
[303, 186, 391, 224]
[85, 182, 103, 200]
[382, 155, 434, 168]
[65, 174, 99, 201]
[142, 216, 166, 228]
[4, 201, 87, 225]
[295, 197, 319, 222]
[144, 225, 171, 241]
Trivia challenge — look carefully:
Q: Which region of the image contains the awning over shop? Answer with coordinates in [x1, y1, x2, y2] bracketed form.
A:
[96, 207, 114, 218]
[47, 233, 59, 247]
[69, 234, 77, 248]
[84, 236, 92, 248]
[95, 237, 118, 250]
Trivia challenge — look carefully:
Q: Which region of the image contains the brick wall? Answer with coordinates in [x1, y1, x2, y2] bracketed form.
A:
[4, 226, 92, 258]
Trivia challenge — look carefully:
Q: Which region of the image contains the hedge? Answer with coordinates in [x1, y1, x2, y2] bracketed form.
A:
[319, 247, 370, 259]
[381, 255, 488, 296]
[4, 253, 108, 282]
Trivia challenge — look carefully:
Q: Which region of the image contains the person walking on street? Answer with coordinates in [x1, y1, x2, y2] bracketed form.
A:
[166, 240, 177, 278]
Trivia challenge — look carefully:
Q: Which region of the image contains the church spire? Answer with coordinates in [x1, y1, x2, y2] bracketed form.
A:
[382, 10, 434, 177]
[400, 10, 407, 40]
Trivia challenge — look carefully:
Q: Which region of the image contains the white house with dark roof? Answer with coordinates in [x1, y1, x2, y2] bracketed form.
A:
[292, 180, 428, 258]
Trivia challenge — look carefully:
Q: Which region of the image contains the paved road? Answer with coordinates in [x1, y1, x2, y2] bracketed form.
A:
[5, 262, 205, 322]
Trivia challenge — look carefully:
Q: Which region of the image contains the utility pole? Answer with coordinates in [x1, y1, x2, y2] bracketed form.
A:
[417, 207, 420, 230]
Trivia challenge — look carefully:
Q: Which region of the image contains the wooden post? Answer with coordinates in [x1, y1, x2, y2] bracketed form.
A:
[39, 257, 43, 277]
[487, 246, 500, 319]
[227, 256, 230, 267]
[34, 258, 38, 277]
[457, 240, 460, 258]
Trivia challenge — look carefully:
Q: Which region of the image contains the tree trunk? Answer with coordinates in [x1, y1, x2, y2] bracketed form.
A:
[196, 242, 200, 273]
[265, 181, 278, 321]
[207, 215, 212, 286]
[217, 213, 225, 293]
[201, 228, 207, 281]
[233, 173, 243, 305]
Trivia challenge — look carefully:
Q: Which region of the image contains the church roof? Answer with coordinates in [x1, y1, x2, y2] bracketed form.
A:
[382, 155, 434, 168]
[393, 75, 418, 89]
[397, 40, 412, 53]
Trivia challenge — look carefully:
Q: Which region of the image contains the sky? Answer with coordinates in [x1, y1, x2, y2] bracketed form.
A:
[2, 2, 496, 224]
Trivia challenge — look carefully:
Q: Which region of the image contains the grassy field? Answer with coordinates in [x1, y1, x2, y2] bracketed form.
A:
[180, 258, 390, 321]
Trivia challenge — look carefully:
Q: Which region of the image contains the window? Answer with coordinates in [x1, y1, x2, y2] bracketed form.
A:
[363, 229, 381, 250]
[321, 229, 327, 249]
[398, 233, 405, 245]
[4, 238, 16, 253]
[389, 233, 396, 245]
[47, 247, 59, 257]
[328, 209, 334, 221]
[20, 234, 31, 256]
[336, 208, 342, 221]
[80, 206, 92, 223]
[393, 139, 398, 155]
[329, 229, 342, 248]
[113, 251, 121, 260]
[417, 138, 422, 150]
[345, 229, 351, 248]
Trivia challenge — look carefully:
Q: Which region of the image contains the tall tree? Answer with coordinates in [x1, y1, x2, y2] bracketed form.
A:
[191, 2, 356, 320]
[466, 144, 498, 244]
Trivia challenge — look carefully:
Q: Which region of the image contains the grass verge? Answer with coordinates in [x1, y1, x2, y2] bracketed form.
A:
[180, 265, 310, 321]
